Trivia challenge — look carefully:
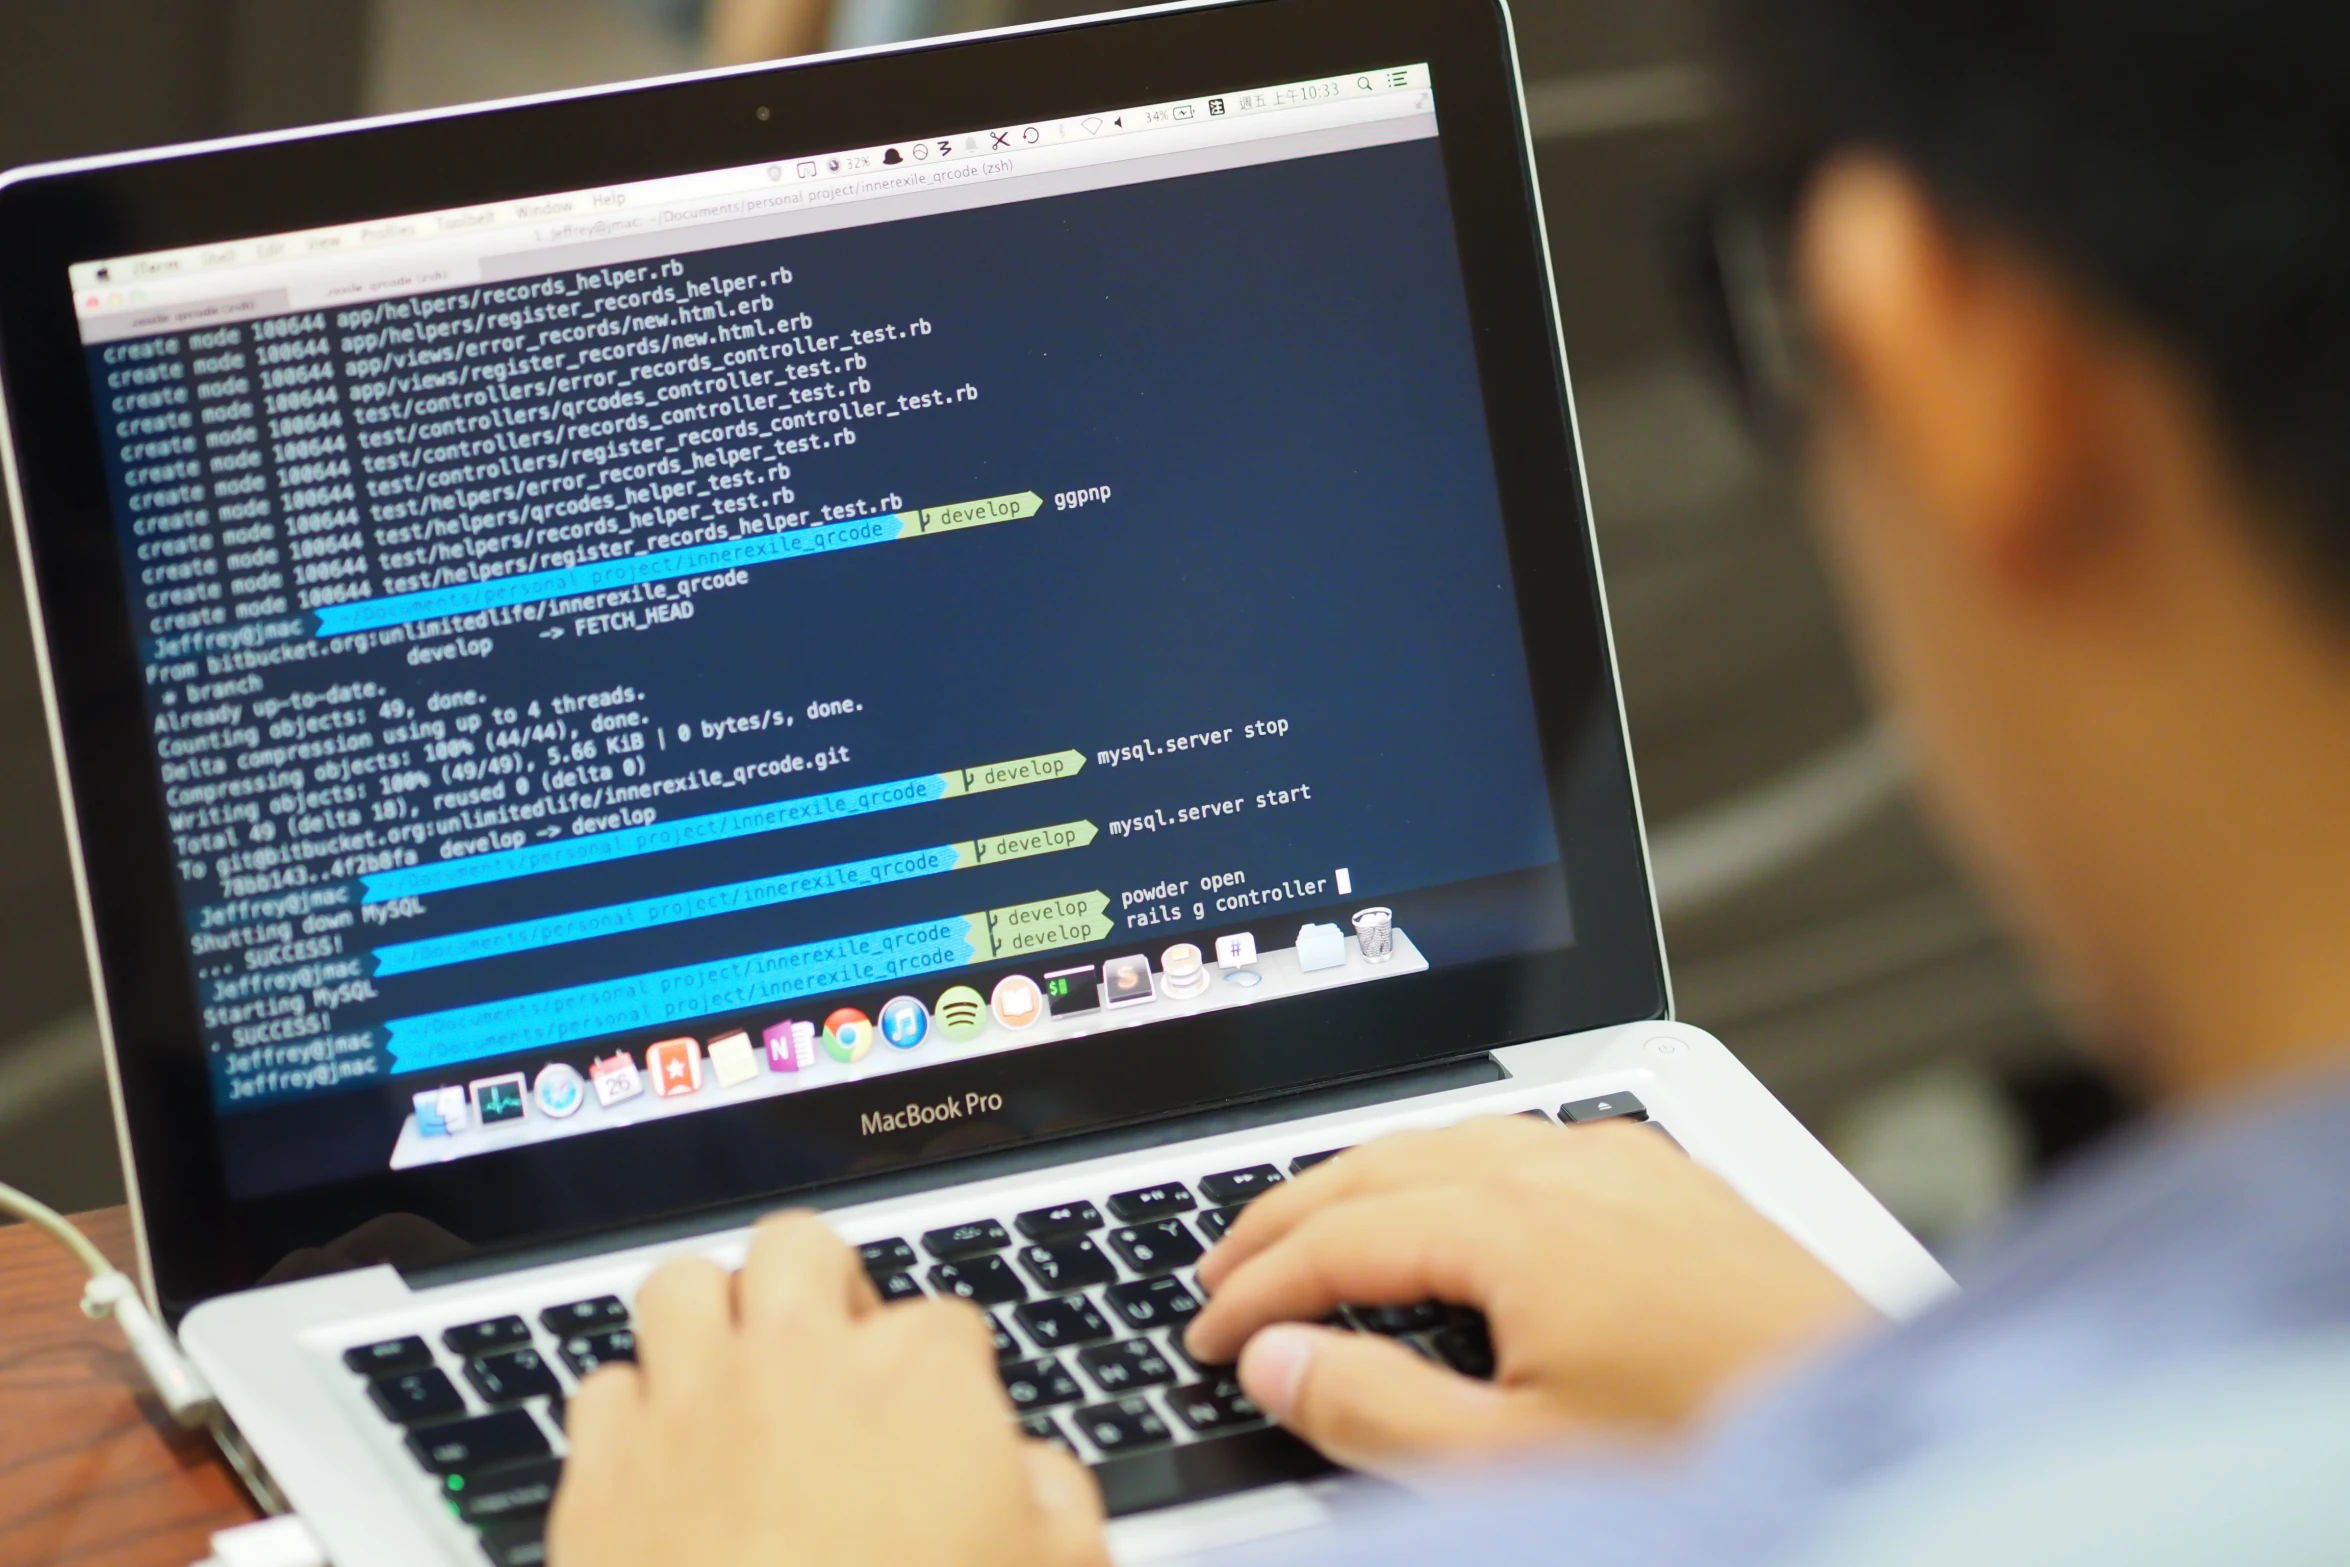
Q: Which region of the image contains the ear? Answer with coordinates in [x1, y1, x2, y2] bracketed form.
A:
[1797, 154, 2108, 588]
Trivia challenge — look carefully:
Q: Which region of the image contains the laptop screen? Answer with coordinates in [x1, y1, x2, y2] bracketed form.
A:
[68, 64, 1579, 1200]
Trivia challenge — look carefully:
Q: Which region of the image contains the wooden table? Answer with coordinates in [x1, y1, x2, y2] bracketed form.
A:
[0, 1208, 261, 1566]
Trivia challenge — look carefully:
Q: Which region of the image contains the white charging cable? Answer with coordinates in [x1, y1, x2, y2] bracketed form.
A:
[0, 1177, 216, 1426]
[0, 1181, 331, 1565]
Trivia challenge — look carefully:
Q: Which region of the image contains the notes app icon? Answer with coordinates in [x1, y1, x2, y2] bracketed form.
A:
[708, 1029, 758, 1088]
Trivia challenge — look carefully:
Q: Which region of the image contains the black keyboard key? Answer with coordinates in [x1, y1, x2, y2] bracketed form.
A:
[466, 1347, 562, 1406]
[1018, 1411, 1076, 1454]
[446, 1457, 562, 1524]
[1288, 1148, 1351, 1175]
[1017, 1237, 1118, 1293]
[1014, 1200, 1102, 1242]
[1091, 1426, 1332, 1518]
[1558, 1092, 1647, 1124]
[860, 1238, 918, 1276]
[478, 1515, 549, 1567]
[921, 1219, 1011, 1260]
[1430, 1317, 1497, 1380]
[557, 1327, 636, 1377]
[1106, 1182, 1195, 1222]
[405, 1408, 551, 1475]
[1198, 1165, 1283, 1206]
[929, 1254, 1026, 1306]
[1106, 1219, 1202, 1275]
[1103, 1276, 1201, 1332]
[538, 1296, 628, 1335]
[999, 1356, 1084, 1410]
[1165, 1328, 1219, 1377]
[344, 1335, 433, 1376]
[442, 1315, 532, 1356]
[1195, 1207, 1243, 1243]
[1073, 1396, 1171, 1455]
[368, 1367, 466, 1424]
[1014, 1295, 1114, 1350]
[1076, 1338, 1177, 1393]
[1351, 1301, 1444, 1335]
[876, 1270, 924, 1303]
[1166, 1376, 1265, 1434]
[987, 1312, 1021, 1363]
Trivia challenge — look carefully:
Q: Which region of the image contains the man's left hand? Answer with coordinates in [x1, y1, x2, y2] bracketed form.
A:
[549, 1211, 1109, 1567]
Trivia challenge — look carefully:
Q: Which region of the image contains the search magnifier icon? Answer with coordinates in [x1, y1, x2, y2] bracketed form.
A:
[1355, 74, 1373, 90]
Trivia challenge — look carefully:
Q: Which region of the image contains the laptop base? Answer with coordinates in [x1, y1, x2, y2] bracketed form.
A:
[183, 1022, 1947, 1567]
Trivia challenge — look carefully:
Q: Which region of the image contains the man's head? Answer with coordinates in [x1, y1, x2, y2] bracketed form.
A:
[1720, 0, 2350, 1092]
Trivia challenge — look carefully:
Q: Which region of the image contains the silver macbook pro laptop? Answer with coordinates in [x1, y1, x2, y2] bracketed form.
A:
[0, 0, 1946, 1559]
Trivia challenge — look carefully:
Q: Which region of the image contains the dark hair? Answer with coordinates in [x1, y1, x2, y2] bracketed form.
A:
[1725, 0, 2350, 597]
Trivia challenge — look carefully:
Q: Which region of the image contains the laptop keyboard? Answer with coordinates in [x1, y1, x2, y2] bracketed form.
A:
[336, 1092, 1657, 1565]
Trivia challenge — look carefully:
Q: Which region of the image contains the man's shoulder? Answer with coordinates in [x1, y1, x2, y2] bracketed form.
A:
[1939, 1073, 2350, 1327]
[1787, 1329, 2350, 1567]
[1721, 1074, 2350, 1479]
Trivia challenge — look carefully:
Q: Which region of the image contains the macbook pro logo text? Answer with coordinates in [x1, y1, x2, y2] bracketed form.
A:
[860, 1090, 1004, 1136]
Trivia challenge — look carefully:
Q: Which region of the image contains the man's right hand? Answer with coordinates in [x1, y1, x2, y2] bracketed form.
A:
[1184, 1115, 1871, 1476]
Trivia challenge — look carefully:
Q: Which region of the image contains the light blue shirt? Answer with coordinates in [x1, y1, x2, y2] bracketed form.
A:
[1225, 1076, 2350, 1566]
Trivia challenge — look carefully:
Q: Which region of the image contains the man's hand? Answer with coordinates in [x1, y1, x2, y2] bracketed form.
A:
[1184, 1116, 1871, 1475]
[549, 1212, 1109, 1567]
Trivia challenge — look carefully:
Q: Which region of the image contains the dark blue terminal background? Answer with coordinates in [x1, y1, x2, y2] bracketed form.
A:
[89, 136, 1572, 1195]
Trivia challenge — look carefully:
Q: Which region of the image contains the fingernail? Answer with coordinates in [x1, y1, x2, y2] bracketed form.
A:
[1239, 1324, 1319, 1423]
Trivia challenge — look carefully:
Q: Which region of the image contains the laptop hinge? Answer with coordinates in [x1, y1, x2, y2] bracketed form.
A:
[407, 1051, 1508, 1289]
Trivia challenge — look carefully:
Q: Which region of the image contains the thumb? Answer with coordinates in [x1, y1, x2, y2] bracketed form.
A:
[1238, 1324, 1564, 1477]
[1022, 1437, 1111, 1567]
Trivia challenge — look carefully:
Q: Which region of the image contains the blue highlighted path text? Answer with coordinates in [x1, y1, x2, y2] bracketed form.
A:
[359, 748, 1085, 901]
[372, 820, 1097, 975]
[314, 491, 1043, 637]
[385, 891, 1115, 1071]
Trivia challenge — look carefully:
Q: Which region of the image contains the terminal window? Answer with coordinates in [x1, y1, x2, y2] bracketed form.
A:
[82, 97, 1569, 1193]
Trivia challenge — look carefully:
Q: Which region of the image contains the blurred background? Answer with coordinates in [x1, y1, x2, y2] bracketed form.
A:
[0, 0, 2128, 1250]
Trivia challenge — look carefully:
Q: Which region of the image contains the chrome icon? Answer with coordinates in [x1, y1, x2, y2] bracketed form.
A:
[935, 985, 987, 1042]
[822, 1007, 875, 1062]
[878, 995, 930, 1050]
